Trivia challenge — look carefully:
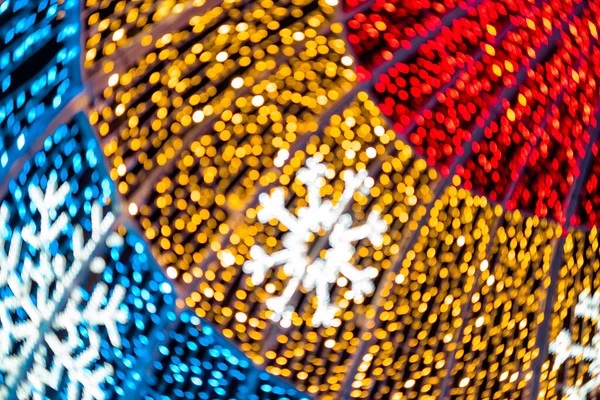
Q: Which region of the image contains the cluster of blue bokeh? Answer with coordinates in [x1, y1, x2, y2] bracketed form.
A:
[0, 0, 81, 171]
[0, 1, 310, 399]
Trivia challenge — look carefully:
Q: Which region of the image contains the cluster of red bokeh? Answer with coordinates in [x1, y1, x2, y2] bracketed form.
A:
[346, 0, 600, 227]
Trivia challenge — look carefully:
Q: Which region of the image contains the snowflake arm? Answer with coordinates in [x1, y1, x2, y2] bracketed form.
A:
[575, 290, 600, 322]
[257, 188, 298, 230]
[0, 204, 21, 284]
[22, 281, 129, 400]
[0, 172, 116, 394]
[549, 290, 600, 399]
[296, 157, 327, 218]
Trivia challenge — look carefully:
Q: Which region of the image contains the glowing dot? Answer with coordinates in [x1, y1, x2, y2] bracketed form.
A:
[345, 149, 356, 159]
[457, 236, 465, 247]
[216, 51, 228, 62]
[475, 316, 485, 328]
[192, 110, 205, 123]
[459, 378, 470, 388]
[166, 267, 178, 279]
[231, 77, 244, 89]
[117, 164, 127, 176]
[252, 95, 265, 107]
[292, 32, 305, 41]
[341, 56, 353, 66]
[108, 73, 119, 87]
[280, 318, 291, 328]
[128, 203, 138, 215]
[112, 29, 124, 41]
[325, 0, 338, 5]
[480, 260, 489, 271]
[235, 312, 247, 323]
[325, 339, 336, 348]
[374, 126, 385, 136]
[266, 82, 277, 93]
[274, 149, 290, 167]
[590, 21, 598, 39]
[161, 282, 172, 294]
[507, 109, 515, 121]
[366, 147, 377, 158]
[218, 25, 230, 34]
[220, 250, 236, 267]
[265, 283, 276, 293]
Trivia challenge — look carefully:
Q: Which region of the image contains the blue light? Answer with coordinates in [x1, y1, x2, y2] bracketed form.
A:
[0, 0, 80, 173]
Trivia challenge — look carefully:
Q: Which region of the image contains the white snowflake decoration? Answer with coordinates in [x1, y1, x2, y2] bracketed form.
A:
[242, 157, 387, 327]
[0, 172, 126, 399]
[19, 282, 128, 400]
[549, 290, 600, 400]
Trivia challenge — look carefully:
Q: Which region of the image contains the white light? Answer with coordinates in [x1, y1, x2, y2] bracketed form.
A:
[374, 125, 385, 136]
[161, 282, 172, 294]
[231, 77, 244, 89]
[128, 202, 138, 215]
[457, 235, 465, 247]
[166, 266, 178, 279]
[235, 312, 247, 323]
[192, 110, 205, 123]
[252, 95, 265, 107]
[480, 260, 489, 271]
[341, 56, 353, 66]
[366, 147, 377, 158]
[216, 51, 228, 62]
[273, 149, 290, 168]
[108, 73, 119, 87]
[220, 250, 236, 267]
[112, 28, 124, 41]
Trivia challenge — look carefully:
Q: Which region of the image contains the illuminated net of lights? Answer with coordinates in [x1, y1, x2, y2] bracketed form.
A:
[4, 0, 600, 399]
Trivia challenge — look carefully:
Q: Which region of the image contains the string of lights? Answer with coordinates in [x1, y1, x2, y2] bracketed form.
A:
[3, 0, 600, 399]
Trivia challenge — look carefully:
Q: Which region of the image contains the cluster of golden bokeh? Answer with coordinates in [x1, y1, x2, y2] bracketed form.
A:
[83, 0, 600, 399]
